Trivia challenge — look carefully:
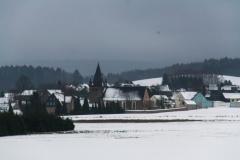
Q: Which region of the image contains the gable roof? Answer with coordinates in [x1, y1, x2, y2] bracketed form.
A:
[0, 97, 8, 104]
[21, 90, 36, 96]
[103, 87, 147, 101]
[47, 89, 62, 95]
[151, 95, 168, 100]
[180, 91, 197, 100]
[223, 93, 240, 99]
[53, 93, 72, 104]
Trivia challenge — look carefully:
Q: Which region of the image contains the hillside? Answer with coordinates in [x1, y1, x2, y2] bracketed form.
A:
[1, 57, 240, 90]
[106, 58, 240, 82]
[0, 66, 83, 91]
[132, 75, 240, 87]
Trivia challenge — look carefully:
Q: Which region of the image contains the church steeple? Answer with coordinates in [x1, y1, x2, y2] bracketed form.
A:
[93, 63, 103, 87]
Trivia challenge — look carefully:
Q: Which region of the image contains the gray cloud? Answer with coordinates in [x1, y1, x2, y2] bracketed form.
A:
[0, 0, 240, 73]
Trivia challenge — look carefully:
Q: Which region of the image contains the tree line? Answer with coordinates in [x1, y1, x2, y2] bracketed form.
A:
[105, 57, 240, 83]
[0, 93, 74, 137]
[71, 98, 125, 115]
[1, 57, 240, 91]
[0, 65, 83, 91]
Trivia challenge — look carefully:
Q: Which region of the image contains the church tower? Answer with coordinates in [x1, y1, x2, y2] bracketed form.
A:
[89, 63, 106, 105]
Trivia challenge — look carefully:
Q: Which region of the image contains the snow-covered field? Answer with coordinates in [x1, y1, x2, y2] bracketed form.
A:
[132, 75, 240, 87]
[1, 121, 240, 160]
[66, 107, 240, 121]
[220, 75, 240, 86]
[133, 77, 163, 86]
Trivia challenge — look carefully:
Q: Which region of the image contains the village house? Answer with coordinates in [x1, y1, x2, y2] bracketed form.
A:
[15, 89, 76, 115]
[174, 91, 198, 110]
[0, 97, 9, 112]
[15, 89, 36, 111]
[192, 93, 213, 108]
[222, 93, 240, 102]
[42, 90, 75, 114]
[174, 91, 213, 109]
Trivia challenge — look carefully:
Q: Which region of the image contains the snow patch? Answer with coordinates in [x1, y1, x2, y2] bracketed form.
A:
[133, 77, 162, 86]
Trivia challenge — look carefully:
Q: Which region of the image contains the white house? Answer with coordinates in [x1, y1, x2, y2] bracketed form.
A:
[223, 93, 240, 102]
[0, 97, 9, 112]
[174, 91, 197, 110]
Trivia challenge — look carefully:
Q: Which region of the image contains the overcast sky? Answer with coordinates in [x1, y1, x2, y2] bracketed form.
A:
[0, 0, 240, 74]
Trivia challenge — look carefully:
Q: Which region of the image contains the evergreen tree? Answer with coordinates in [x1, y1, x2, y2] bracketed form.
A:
[72, 70, 83, 86]
[0, 91, 4, 97]
[55, 102, 63, 116]
[162, 73, 170, 85]
[16, 75, 34, 92]
[82, 98, 90, 114]
[8, 102, 14, 115]
[73, 97, 82, 115]
[62, 102, 68, 115]
[24, 92, 47, 116]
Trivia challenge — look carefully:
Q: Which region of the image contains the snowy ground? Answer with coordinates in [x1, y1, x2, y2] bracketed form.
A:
[133, 77, 163, 86]
[132, 75, 240, 87]
[66, 107, 240, 121]
[1, 121, 240, 160]
[220, 75, 240, 86]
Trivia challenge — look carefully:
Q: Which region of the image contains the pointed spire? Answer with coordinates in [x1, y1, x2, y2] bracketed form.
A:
[93, 63, 103, 87]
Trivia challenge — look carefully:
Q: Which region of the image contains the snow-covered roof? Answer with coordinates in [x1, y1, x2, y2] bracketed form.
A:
[21, 90, 36, 96]
[76, 84, 90, 91]
[0, 97, 9, 110]
[103, 87, 146, 101]
[151, 95, 161, 99]
[0, 97, 8, 104]
[223, 93, 240, 99]
[180, 91, 197, 100]
[54, 93, 72, 104]
[4, 93, 14, 98]
[184, 100, 196, 105]
[47, 89, 62, 95]
[221, 85, 236, 91]
[151, 95, 168, 100]
[133, 77, 162, 87]
[159, 85, 171, 91]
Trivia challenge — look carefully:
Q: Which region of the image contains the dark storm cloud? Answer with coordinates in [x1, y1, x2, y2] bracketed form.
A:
[0, 0, 240, 73]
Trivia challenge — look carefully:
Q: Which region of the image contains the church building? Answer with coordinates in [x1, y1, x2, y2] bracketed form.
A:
[88, 64, 151, 110]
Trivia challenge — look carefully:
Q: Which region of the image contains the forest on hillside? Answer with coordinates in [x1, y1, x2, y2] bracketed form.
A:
[0, 66, 83, 91]
[106, 57, 240, 82]
[1, 57, 240, 91]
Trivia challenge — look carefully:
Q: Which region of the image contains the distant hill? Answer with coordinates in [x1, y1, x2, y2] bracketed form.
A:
[106, 57, 240, 83]
[1, 57, 240, 91]
[0, 66, 83, 91]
